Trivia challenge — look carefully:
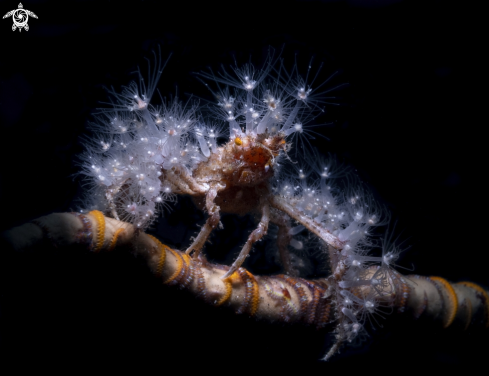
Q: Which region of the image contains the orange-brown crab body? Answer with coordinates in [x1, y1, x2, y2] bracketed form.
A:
[191, 132, 287, 215]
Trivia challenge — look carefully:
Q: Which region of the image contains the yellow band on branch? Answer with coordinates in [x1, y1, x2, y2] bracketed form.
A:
[430, 276, 458, 328]
[89, 210, 105, 252]
[147, 234, 167, 276]
[163, 246, 183, 284]
[108, 228, 124, 252]
[246, 270, 260, 316]
[216, 273, 236, 307]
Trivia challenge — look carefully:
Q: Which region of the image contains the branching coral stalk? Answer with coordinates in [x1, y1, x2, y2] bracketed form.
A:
[2, 211, 488, 360]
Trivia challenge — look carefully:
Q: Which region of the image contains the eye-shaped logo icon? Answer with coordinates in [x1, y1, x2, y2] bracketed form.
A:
[3, 3, 38, 32]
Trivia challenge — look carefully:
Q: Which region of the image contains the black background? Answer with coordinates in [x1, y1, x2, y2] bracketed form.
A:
[0, 0, 486, 372]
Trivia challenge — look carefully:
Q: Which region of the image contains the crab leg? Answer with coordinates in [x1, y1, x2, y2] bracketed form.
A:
[268, 195, 345, 256]
[171, 165, 207, 194]
[163, 169, 197, 195]
[269, 209, 296, 276]
[222, 198, 270, 280]
[185, 182, 224, 257]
